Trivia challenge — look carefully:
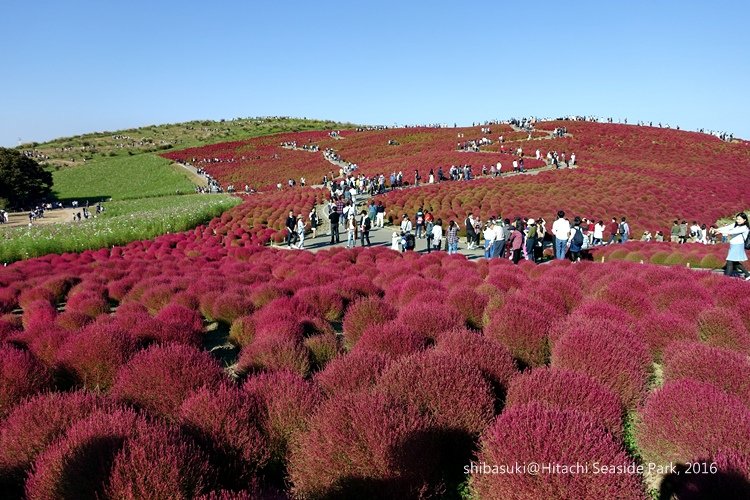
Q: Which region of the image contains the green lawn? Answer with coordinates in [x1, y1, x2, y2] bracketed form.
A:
[0, 194, 240, 263]
[51, 154, 196, 202]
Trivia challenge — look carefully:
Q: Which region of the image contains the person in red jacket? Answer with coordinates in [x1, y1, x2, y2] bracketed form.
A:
[507, 222, 524, 264]
[607, 217, 619, 244]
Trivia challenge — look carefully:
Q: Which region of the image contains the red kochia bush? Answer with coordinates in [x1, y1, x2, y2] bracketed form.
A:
[376, 351, 494, 435]
[25, 409, 144, 499]
[243, 370, 323, 463]
[0, 391, 106, 486]
[635, 380, 750, 465]
[237, 336, 310, 377]
[106, 422, 215, 499]
[433, 329, 516, 397]
[473, 404, 645, 500]
[0, 346, 54, 419]
[671, 449, 750, 499]
[353, 320, 429, 359]
[288, 392, 435, 499]
[21, 300, 56, 330]
[295, 286, 345, 322]
[396, 301, 464, 342]
[506, 368, 624, 439]
[155, 303, 204, 342]
[56, 323, 137, 391]
[179, 384, 270, 481]
[485, 294, 561, 367]
[228, 315, 255, 347]
[551, 329, 651, 408]
[637, 311, 699, 360]
[342, 296, 398, 350]
[315, 350, 390, 396]
[447, 286, 488, 329]
[662, 341, 750, 406]
[111, 343, 225, 419]
[697, 307, 750, 354]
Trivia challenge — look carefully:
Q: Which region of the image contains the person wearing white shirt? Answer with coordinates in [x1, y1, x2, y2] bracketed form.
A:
[552, 211, 571, 259]
[492, 219, 506, 258]
[431, 220, 443, 251]
[400, 214, 413, 234]
[593, 220, 605, 245]
[483, 222, 496, 258]
[717, 212, 750, 279]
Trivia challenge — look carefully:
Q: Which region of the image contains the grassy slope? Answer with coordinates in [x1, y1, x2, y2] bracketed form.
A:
[0, 194, 240, 263]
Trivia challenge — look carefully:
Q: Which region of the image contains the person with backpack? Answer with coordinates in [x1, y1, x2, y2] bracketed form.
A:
[360, 210, 372, 247]
[618, 217, 630, 243]
[717, 212, 750, 279]
[567, 216, 586, 262]
[425, 218, 434, 253]
[415, 207, 425, 239]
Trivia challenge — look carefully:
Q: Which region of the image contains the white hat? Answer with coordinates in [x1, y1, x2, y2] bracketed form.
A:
[528, 218, 536, 224]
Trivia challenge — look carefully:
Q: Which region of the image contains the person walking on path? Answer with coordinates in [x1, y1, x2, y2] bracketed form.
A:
[717, 212, 750, 279]
[447, 221, 459, 254]
[507, 223, 524, 264]
[483, 221, 496, 258]
[346, 214, 356, 249]
[286, 210, 297, 247]
[465, 213, 477, 250]
[607, 217, 619, 245]
[329, 208, 340, 244]
[360, 210, 372, 247]
[294, 215, 306, 249]
[552, 211, 571, 259]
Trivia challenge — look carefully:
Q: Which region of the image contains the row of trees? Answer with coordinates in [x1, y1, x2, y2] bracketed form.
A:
[0, 148, 53, 210]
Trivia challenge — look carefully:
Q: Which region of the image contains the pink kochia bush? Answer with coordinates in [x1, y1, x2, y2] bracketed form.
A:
[636, 311, 699, 361]
[25, 409, 214, 499]
[111, 343, 225, 419]
[697, 307, 750, 354]
[472, 404, 645, 500]
[506, 368, 624, 439]
[243, 370, 323, 464]
[635, 380, 750, 466]
[353, 320, 428, 359]
[396, 301, 464, 341]
[375, 350, 494, 435]
[485, 293, 561, 367]
[551, 328, 651, 408]
[662, 341, 750, 407]
[433, 329, 516, 399]
[342, 296, 398, 350]
[288, 392, 437, 499]
[55, 322, 137, 391]
[0, 391, 106, 489]
[0, 346, 54, 419]
[179, 384, 270, 483]
[314, 350, 390, 397]
[237, 336, 311, 377]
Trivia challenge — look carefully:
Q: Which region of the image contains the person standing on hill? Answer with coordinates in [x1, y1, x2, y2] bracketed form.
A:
[295, 215, 306, 249]
[717, 212, 750, 279]
[447, 221, 459, 254]
[619, 217, 630, 243]
[329, 207, 340, 244]
[507, 223, 524, 264]
[679, 220, 688, 244]
[552, 210, 571, 259]
[359, 210, 371, 247]
[607, 217, 619, 245]
[465, 213, 477, 250]
[286, 210, 296, 246]
[670, 220, 680, 243]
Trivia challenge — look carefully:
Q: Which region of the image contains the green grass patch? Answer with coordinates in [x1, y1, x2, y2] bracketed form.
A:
[51, 154, 196, 202]
[0, 194, 240, 263]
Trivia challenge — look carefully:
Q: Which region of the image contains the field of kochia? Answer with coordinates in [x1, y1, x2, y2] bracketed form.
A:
[1, 120, 749, 499]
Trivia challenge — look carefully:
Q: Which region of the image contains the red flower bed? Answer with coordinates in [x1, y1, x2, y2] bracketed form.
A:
[314, 350, 390, 396]
[0, 346, 54, 419]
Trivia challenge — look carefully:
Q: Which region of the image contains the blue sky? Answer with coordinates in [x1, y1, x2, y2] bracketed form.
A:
[1, 0, 748, 146]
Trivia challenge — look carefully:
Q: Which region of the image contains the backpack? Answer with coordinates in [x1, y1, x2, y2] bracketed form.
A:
[745, 231, 750, 250]
[364, 217, 371, 230]
[573, 227, 584, 247]
[618, 223, 626, 235]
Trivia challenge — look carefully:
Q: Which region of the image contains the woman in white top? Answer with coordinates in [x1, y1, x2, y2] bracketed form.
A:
[391, 231, 401, 251]
[431, 219, 443, 251]
[593, 220, 605, 245]
[483, 223, 496, 258]
[295, 215, 306, 249]
[717, 212, 749, 279]
[346, 215, 356, 249]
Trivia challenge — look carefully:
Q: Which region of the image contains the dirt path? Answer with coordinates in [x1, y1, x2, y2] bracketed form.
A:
[0, 208, 80, 229]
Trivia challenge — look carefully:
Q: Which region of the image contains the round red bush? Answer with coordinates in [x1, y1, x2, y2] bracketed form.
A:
[0, 346, 54, 419]
[228, 315, 255, 347]
[506, 367, 624, 439]
[396, 301, 464, 342]
[637, 311, 699, 361]
[551, 329, 651, 408]
[342, 296, 397, 350]
[473, 403, 645, 499]
[697, 307, 750, 354]
[304, 333, 339, 371]
[662, 341, 750, 406]
[376, 350, 494, 435]
[237, 336, 310, 377]
[111, 343, 225, 419]
[315, 350, 390, 397]
[295, 286, 345, 322]
[288, 391, 437, 499]
[433, 329, 516, 398]
[353, 320, 429, 359]
[56, 323, 137, 391]
[635, 380, 750, 465]
[447, 286, 488, 330]
[179, 384, 269, 483]
[243, 370, 323, 464]
[485, 294, 561, 367]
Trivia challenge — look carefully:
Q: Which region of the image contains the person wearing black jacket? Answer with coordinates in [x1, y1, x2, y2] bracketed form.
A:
[329, 209, 340, 244]
[285, 211, 296, 246]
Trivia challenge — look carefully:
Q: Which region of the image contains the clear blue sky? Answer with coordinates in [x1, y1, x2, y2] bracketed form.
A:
[1, 0, 748, 146]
